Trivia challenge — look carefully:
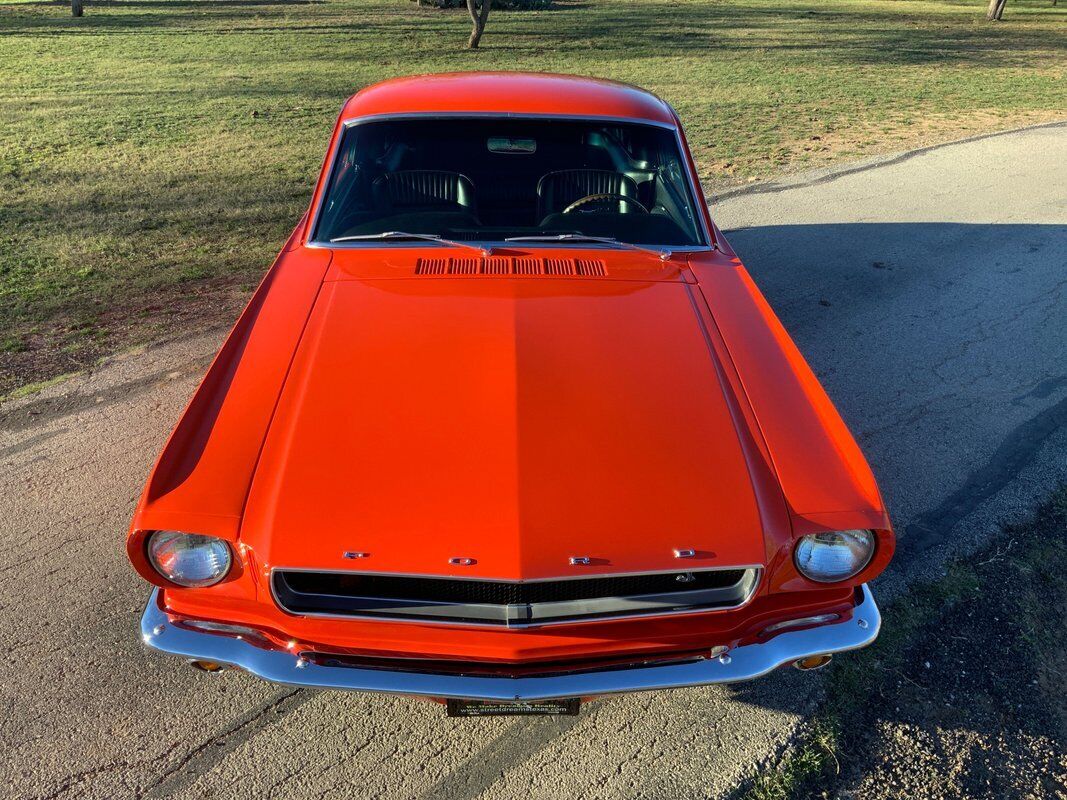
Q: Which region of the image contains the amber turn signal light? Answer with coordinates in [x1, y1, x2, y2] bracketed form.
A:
[188, 659, 226, 673]
[793, 654, 833, 671]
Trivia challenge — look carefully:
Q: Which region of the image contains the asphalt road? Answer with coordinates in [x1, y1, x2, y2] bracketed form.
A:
[2, 123, 1065, 800]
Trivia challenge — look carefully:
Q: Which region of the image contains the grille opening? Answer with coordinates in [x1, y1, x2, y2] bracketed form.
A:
[304, 649, 712, 679]
[272, 568, 757, 627]
[282, 570, 745, 604]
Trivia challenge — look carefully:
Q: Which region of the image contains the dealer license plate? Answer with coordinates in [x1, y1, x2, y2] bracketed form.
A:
[446, 699, 581, 717]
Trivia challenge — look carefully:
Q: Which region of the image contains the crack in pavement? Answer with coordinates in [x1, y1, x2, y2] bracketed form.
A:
[141, 689, 318, 798]
[415, 702, 601, 800]
[0, 427, 66, 460]
[900, 393, 1067, 566]
[1012, 374, 1067, 406]
[35, 756, 161, 800]
[0, 355, 213, 434]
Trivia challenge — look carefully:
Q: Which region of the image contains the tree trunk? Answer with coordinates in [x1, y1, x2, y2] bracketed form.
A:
[71, 0, 83, 16]
[466, 0, 489, 48]
[986, 0, 1007, 20]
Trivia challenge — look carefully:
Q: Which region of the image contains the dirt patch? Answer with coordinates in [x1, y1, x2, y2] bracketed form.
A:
[0, 277, 248, 398]
[840, 544, 1067, 799]
[743, 490, 1067, 800]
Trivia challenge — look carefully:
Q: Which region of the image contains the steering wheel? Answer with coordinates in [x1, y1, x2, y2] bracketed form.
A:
[562, 194, 650, 214]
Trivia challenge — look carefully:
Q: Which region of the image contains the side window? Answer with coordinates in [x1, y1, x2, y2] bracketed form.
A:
[658, 152, 698, 238]
[324, 144, 359, 217]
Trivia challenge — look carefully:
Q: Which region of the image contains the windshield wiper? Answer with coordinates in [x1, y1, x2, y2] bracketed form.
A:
[330, 231, 491, 256]
[504, 234, 670, 261]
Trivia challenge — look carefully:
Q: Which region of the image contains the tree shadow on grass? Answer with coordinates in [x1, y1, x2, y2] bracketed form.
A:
[0, 0, 1063, 68]
[14, 0, 321, 5]
[561, 4, 1067, 66]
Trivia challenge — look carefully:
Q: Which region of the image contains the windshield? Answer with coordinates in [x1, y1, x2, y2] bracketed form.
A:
[312, 118, 706, 248]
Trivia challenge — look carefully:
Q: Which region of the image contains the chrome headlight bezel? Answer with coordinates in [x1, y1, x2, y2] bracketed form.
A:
[793, 529, 876, 583]
[146, 530, 233, 588]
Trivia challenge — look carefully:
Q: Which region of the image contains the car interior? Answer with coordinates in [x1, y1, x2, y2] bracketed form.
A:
[313, 118, 705, 247]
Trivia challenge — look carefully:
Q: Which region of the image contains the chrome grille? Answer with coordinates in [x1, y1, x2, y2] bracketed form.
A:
[271, 568, 759, 627]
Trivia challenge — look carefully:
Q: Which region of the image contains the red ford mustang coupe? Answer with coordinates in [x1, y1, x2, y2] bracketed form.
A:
[129, 73, 894, 716]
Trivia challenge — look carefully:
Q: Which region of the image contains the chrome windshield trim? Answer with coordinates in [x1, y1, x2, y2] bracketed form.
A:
[668, 114, 715, 249]
[303, 240, 712, 255]
[339, 112, 680, 131]
[269, 568, 760, 628]
[304, 112, 708, 250]
[140, 584, 881, 701]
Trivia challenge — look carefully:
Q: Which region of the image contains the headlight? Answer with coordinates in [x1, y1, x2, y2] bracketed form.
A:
[146, 530, 232, 588]
[794, 529, 875, 583]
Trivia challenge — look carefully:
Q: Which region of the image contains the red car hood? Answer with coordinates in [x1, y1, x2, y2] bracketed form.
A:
[240, 266, 774, 580]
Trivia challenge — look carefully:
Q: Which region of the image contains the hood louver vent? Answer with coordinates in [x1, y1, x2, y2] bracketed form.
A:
[415, 257, 607, 277]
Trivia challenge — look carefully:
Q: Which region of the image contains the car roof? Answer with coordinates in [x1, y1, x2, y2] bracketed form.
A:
[340, 72, 678, 127]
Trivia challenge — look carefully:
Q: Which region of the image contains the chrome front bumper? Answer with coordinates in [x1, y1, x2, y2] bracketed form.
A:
[140, 585, 880, 701]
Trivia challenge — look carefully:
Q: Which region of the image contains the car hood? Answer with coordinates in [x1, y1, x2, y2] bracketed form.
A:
[240, 268, 775, 581]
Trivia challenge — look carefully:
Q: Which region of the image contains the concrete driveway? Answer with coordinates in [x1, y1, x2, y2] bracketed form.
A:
[2, 122, 1065, 800]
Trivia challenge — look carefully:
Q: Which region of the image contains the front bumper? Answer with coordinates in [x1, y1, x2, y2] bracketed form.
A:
[140, 585, 880, 701]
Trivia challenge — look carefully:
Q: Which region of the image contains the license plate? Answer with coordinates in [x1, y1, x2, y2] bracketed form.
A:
[446, 698, 581, 717]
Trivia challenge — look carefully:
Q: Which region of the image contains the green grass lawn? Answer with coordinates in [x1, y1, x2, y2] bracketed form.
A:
[0, 0, 1064, 393]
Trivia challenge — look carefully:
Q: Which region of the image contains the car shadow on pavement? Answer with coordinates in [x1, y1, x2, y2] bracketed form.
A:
[722, 222, 1067, 331]
[713, 221, 1067, 794]
[723, 221, 1067, 565]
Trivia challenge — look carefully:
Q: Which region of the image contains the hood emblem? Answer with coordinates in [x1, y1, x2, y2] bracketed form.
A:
[450, 557, 477, 566]
[673, 548, 696, 559]
[342, 551, 369, 559]
[569, 556, 591, 566]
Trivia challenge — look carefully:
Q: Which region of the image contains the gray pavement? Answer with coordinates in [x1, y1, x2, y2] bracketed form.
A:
[1, 122, 1065, 799]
